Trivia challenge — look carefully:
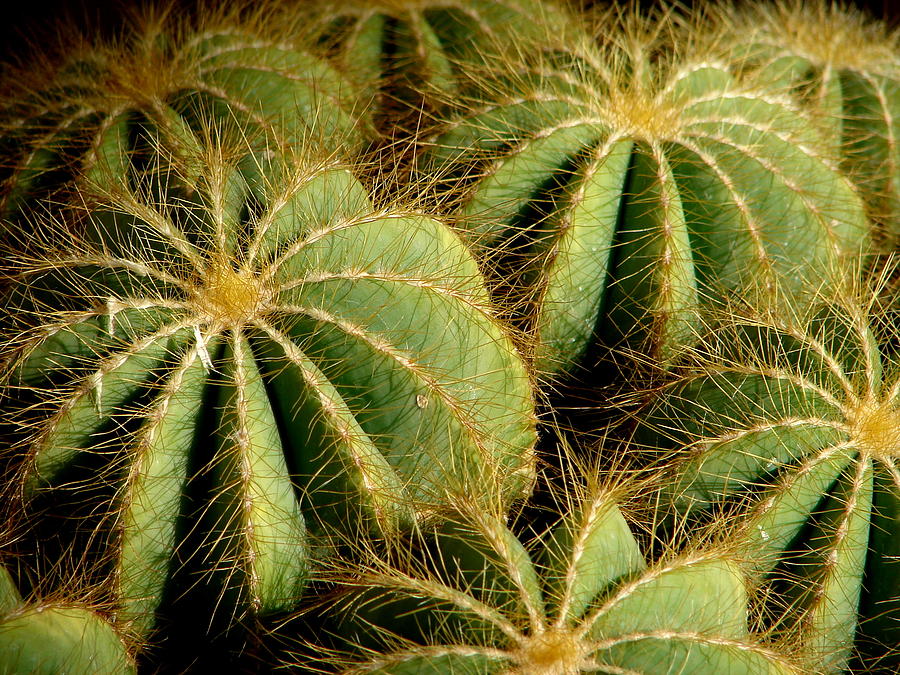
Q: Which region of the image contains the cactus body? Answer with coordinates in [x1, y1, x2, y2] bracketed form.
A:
[0, 563, 134, 675]
[635, 301, 900, 673]
[728, 2, 900, 245]
[1, 141, 536, 645]
[0, 6, 371, 226]
[308, 0, 575, 126]
[422, 6, 870, 375]
[325, 490, 799, 674]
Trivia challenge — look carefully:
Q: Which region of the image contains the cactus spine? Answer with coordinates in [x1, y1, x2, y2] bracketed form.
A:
[420, 4, 870, 376]
[727, 1, 900, 246]
[633, 286, 900, 673]
[312, 468, 801, 674]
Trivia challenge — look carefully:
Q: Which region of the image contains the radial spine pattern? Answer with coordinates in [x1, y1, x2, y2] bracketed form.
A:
[321, 481, 800, 674]
[421, 4, 870, 375]
[0, 2, 371, 227]
[635, 292, 900, 673]
[0, 135, 537, 643]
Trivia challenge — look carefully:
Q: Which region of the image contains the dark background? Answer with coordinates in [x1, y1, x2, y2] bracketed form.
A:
[1, 0, 898, 67]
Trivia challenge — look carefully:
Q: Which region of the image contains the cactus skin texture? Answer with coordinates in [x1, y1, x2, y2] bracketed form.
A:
[0, 2, 371, 226]
[634, 294, 900, 673]
[421, 4, 870, 376]
[315, 482, 800, 675]
[0, 564, 135, 674]
[308, 0, 576, 125]
[727, 1, 900, 246]
[0, 134, 536, 650]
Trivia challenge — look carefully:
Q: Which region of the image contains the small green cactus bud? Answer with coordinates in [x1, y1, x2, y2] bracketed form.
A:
[0, 605, 136, 675]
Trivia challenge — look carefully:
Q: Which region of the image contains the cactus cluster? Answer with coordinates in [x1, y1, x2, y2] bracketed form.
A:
[0, 0, 898, 673]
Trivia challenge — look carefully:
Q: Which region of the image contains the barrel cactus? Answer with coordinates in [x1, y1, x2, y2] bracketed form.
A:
[0, 133, 536, 649]
[727, 1, 900, 246]
[308, 0, 578, 129]
[633, 290, 900, 672]
[311, 477, 800, 674]
[0, 564, 134, 674]
[420, 4, 870, 376]
[0, 1, 371, 227]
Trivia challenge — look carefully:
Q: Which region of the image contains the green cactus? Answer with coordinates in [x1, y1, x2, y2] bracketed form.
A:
[307, 473, 801, 674]
[0, 2, 371, 227]
[726, 1, 900, 246]
[633, 287, 900, 673]
[307, 0, 578, 129]
[0, 132, 536, 651]
[419, 3, 870, 376]
[0, 563, 135, 674]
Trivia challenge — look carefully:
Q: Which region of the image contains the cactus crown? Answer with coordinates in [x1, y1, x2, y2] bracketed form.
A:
[3, 2, 317, 107]
[632, 262, 900, 672]
[419, 0, 869, 375]
[452, 5, 721, 144]
[584, 4, 719, 141]
[849, 398, 900, 461]
[300, 447, 801, 675]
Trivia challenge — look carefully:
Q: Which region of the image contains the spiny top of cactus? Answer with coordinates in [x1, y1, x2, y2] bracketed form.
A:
[0, 0, 372, 226]
[736, 1, 899, 73]
[546, 3, 735, 143]
[0, 129, 537, 648]
[849, 397, 900, 461]
[419, 1, 869, 375]
[424, 1, 853, 170]
[720, 1, 900, 247]
[307, 455, 801, 675]
[633, 270, 900, 672]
